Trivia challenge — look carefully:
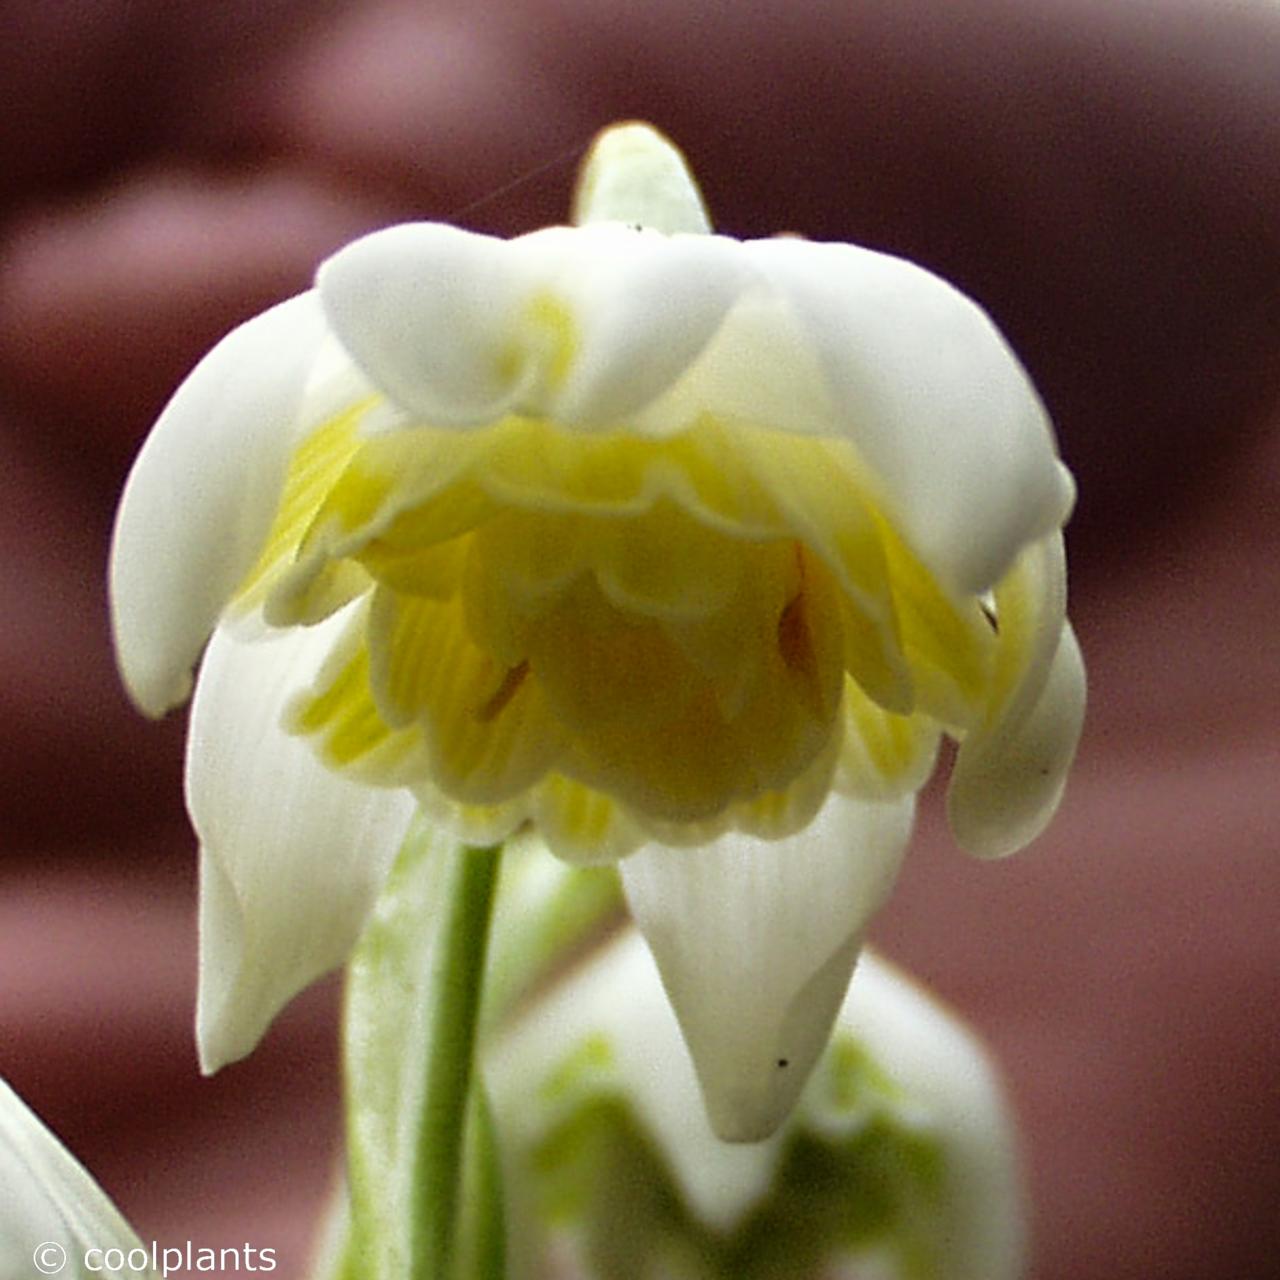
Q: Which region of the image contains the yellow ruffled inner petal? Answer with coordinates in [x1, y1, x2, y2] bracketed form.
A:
[531, 773, 637, 864]
[285, 627, 425, 784]
[287, 425, 497, 578]
[460, 513, 590, 666]
[229, 401, 367, 615]
[367, 587, 565, 806]
[875, 516, 995, 729]
[551, 658, 834, 823]
[719, 426, 916, 715]
[359, 537, 469, 600]
[266, 555, 372, 627]
[380, 414, 800, 537]
[525, 577, 705, 735]
[557, 690, 744, 822]
[413, 780, 532, 849]
[589, 502, 748, 621]
[499, 290, 580, 394]
[837, 678, 942, 801]
[974, 533, 1067, 734]
[662, 542, 792, 720]
[261, 407, 1004, 845]
[730, 724, 842, 840]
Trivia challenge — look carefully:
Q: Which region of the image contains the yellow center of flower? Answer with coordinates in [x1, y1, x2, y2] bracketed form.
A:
[232, 404, 996, 855]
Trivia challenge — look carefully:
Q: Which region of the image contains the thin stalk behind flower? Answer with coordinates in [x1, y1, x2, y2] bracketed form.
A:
[342, 819, 503, 1280]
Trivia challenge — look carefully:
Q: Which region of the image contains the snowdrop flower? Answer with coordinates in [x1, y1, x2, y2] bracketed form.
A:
[485, 933, 1026, 1280]
[109, 123, 1084, 1137]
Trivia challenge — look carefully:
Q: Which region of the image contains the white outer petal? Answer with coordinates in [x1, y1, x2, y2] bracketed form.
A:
[837, 955, 1028, 1280]
[485, 930, 784, 1237]
[317, 222, 747, 429]
[948, 619, 1086, 858]
[109, 292, 328, 716]
[0, 1078, 151, 1280]
[188, 612, 415, 1073]
[621, 791, 915, 1142]
[745, 237, 1074, 594]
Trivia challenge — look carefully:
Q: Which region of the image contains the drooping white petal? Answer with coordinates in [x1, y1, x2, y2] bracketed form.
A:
[485, 930, 784, 1238]
[572, 121, 712, 234]
[188, 612, 415, 1073]
[836, 954, 1027, 1280]
[621, 791, 915, 1142]
[109, 292, 328, 717]
[948, 620, 1085, 859]
[0, 1078, 151, 1279]
[745, 236, 1074, 595]
[316, 223, 515, 429]
[317, 222, 746, 430]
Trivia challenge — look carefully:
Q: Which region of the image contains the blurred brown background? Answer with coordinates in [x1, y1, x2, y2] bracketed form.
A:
[1, 1, 1278, 1276]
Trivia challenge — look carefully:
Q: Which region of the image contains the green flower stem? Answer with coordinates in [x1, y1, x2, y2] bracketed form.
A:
[342, 829, 624, 1280]
[342, 824, 505, 1280]
[412, 843, 504, 1280]
[453, 1081, 507, 1280]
